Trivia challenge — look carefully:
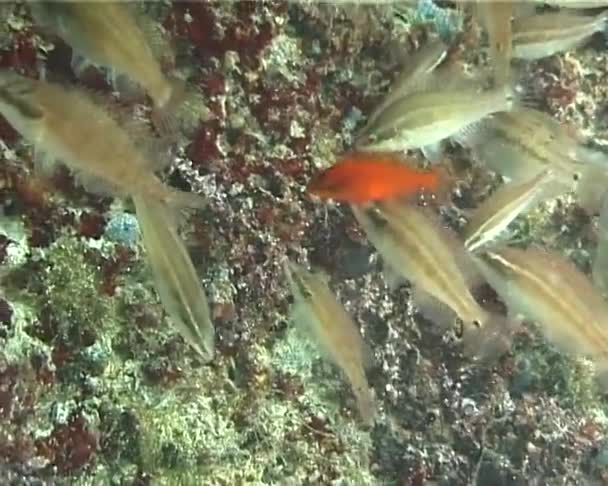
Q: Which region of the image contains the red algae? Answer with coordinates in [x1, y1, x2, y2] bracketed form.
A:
[78, 211, 106, 239]
[166, 2, 277, 70]
[0, 30, 37, 76]
[187, 121, 222, 165]
[100, 245, 134, 297]
[37, 414, 98, 474]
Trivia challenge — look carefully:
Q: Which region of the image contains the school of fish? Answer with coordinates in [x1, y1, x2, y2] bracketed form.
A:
[2, 1, 608, 425]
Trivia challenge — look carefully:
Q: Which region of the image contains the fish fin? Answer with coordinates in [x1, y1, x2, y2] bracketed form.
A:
[461, 313, 514, 363]
[422, 64, 480, 92]
[134, 195, 215, 362]
[412, 286, 457, 331]
[421, 141, 444, 163]
[386, 36, 448, 97]
[132, 6, 175, 65]
[32, 149, 58, 177]
[152, 78, 211, 137]
[75, 171, 124, 198]
[164, 188, 208, 211]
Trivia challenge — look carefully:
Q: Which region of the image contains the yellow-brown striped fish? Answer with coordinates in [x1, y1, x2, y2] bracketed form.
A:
[284, 260, 375, 424]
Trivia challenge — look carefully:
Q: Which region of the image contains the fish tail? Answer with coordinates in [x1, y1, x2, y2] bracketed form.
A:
[151, 77, 210, 137]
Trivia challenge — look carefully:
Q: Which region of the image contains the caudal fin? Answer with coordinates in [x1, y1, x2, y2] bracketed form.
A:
[151, 78, 210, 137]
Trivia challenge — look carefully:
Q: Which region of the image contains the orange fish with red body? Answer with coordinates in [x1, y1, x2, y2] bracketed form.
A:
[307, 154, 446, 204]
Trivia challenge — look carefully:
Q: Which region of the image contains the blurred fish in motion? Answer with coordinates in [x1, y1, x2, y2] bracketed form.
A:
[284, 260, 375, 424]
[0, 70, 205, 208]
[512, 9, 608, 60]
[352, 201, 508, 356]
[356, 69, 516, 155]
[135, 196, 215, 362]
[464, 170, 554, 252]
[29, 1, 191, 132]
[457, 108, 588, 184]
[474, 246, 608, 385]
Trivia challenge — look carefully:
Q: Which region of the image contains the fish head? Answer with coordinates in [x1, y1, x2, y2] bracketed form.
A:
[306, 164, 355, 201]
[283, 259, 314, 302]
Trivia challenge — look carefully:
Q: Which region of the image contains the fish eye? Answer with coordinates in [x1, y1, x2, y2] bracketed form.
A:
[472, 319, 482, 329]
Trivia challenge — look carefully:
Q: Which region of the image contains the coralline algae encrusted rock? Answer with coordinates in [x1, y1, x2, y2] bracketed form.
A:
[1, 1, 608, 484]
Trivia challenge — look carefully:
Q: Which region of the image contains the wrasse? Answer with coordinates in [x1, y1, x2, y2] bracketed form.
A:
[29, 1, 187, 132]
[352, 201, 508, 356]
[474, 246, 608, 384]
[464, 170, 555, 252]
[356, 71, 515, 154]
[135, 196, 215, 362]
[512, 10, 608, 60]
[307, 154, 446, 204]
[0, 70, 204, 208]
[284, 260, 375, 424]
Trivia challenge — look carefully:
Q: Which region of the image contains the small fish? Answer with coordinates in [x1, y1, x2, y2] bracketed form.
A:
[475, 1, 513, 83]
[29, 1, 186, 131]
[135, 195, 215, 362]
[352, 201, 509, 357]
[307, 154, 447, 204]
[0, 70, 204, 208]
[284, 260, 375, 424]
[474, 246, 608, 382]
[464, 170, 554, 252]
[356, 73, 515, 153]
[457, 108, 586, 184]
[512, 10, 608, 60]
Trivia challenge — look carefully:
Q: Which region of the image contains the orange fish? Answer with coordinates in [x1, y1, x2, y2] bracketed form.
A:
[307, 154, 446, 204]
